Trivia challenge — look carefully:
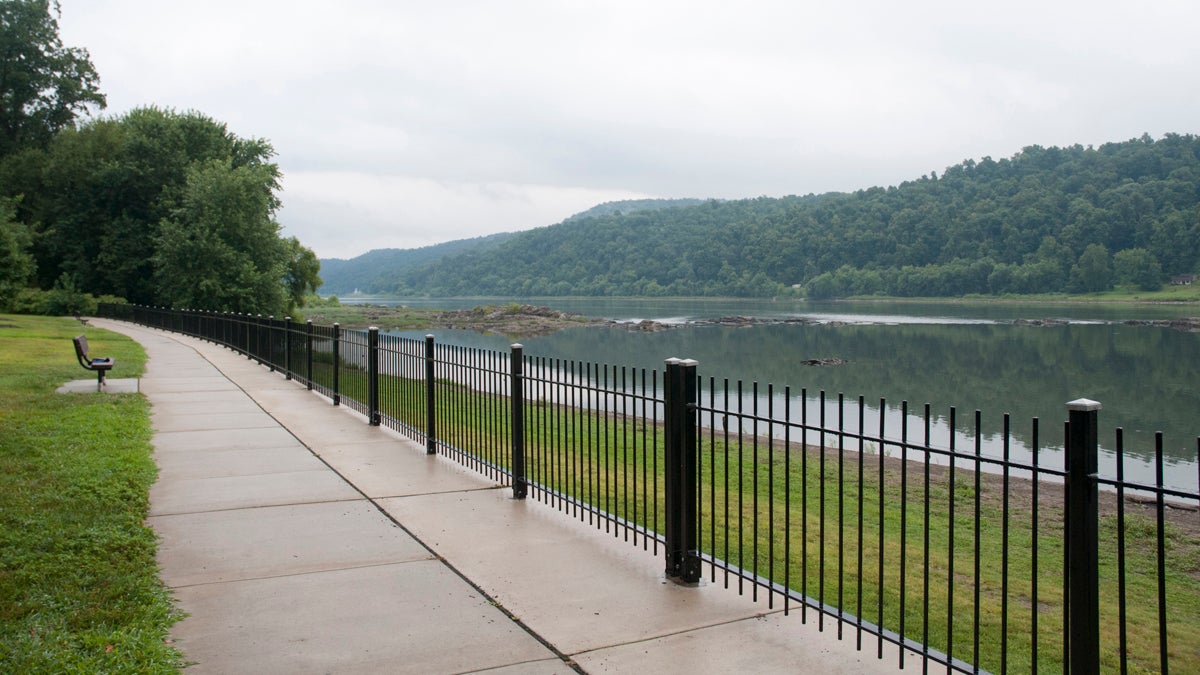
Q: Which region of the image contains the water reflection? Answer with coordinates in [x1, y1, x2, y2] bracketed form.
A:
[386, 300, 1200, 491]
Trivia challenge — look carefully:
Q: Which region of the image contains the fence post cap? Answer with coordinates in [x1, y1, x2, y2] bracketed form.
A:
[511, 343, 523, 349]
[1066, 398, 1102, 411]
[665, 357, 683, 365]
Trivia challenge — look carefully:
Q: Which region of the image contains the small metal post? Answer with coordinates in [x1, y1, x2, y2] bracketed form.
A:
[510, 344, 527, 499]
[367, 327, 380, 425]
[267, 316, 276, 371]
[332, 323, 341, 406]
[284, 316, 293, 380]
[243, 314, 252, 358]
[1065, 398, 1101, 675]
[305, 320, 314, 390]
[664, 358, 701, 584]
[255, 314, 264, 364]
[425, 334, 436, 454]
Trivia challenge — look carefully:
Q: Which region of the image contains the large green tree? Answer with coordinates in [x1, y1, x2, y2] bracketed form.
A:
[1113, 248, 1163, 291]
[1068, 243, 1113, 293]
[282, 236, 322, 314]
[0, 195, 34, 307]
[153, 158, 288, 313]
[3, 106, 320, 314]
[0, 0, 105, 156]
[0, 6, 322, 315]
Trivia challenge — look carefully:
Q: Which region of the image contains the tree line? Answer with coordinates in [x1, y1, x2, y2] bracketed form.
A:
[366, 134, 1199, 298]
[0, 0, 320, 316]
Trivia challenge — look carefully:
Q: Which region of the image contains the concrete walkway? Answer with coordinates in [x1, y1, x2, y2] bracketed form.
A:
[95, 319, 908, 674]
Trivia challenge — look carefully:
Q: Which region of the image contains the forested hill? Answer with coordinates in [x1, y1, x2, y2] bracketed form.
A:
[376, 134, 1200, 298]
[562, 197, 708, 222]
[319, 232, 514, 295]
[317, 199, 701, 294]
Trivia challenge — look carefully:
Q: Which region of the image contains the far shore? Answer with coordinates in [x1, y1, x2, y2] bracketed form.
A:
[302, 295, 1200, 337]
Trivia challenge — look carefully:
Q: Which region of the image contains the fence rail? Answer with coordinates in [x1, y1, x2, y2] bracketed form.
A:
[100, 303, 1200, 674]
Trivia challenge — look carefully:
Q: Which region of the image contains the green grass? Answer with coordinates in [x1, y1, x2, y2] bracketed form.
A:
[311, 357, 1199, 674]
[0, 315, 184, 673]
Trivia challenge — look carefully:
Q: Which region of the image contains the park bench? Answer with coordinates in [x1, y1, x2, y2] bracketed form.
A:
[73, 334, 114, 391]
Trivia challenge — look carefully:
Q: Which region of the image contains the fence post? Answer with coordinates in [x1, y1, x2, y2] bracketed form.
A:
[254, 314, 264, 364]
[664, 357, 701, 584]
[367, 327, 380, 425]
[510, 343, 527, 499]
[332, 323, 341, 406]
[425, 334, 437, 454]
[284, 316, 293, 380]
[305, 320, 314, 390]
[1065, 398, 1101, 675]
[267, 316, 276, 371]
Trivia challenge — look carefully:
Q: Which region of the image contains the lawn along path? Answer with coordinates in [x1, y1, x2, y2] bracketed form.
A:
[97, 318, 907, 674]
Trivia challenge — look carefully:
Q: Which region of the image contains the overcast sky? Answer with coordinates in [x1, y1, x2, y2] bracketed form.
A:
[58, 1, 1200, 260]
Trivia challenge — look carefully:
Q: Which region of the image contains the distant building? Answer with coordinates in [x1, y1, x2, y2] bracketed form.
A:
[1170, 274, 1197, 286]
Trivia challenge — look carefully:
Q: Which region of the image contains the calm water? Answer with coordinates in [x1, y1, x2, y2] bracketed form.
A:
[353, 296, 1200, 491]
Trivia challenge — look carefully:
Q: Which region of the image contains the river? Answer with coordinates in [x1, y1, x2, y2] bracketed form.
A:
[347, 296, 1200, 492]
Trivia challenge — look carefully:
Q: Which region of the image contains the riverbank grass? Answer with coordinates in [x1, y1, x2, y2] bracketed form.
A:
[0, 315, 183, 672]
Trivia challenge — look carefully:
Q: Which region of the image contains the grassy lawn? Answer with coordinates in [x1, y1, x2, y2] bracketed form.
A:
[0, 315, 183, 673]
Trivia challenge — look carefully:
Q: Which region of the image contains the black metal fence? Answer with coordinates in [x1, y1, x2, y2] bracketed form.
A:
[101, 304, 1200, 674]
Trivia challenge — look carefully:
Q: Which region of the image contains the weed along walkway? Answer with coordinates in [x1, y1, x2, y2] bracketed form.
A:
[96, 318, 907, 674]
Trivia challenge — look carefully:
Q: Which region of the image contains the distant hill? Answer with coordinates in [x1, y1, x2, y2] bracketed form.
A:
[563, 198, 708, 222]
[326, 134, 1200, 298]
[318, 232, 515, 295]
[318, 199, 706, 294]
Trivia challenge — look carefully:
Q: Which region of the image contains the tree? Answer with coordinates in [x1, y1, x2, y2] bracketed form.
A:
[0, 0, 105, 156]
[282, 236, 321, 314]
[0, 195, 34, 308]
[153, 158, 288, 314]
[9, 107, 289, 306]
[1068, 244, 1112, 293]
[1113, 248, 1163, 291]
[20, 116, 127, 293]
